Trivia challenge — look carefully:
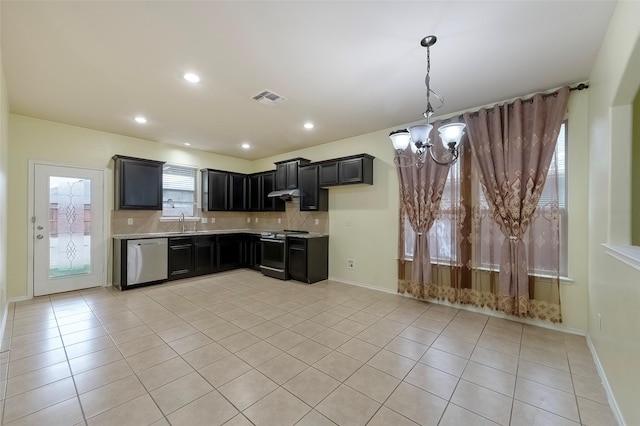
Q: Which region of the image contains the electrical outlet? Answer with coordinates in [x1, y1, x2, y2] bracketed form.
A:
[201, 217, 208, 224]
[127, 218, 133, 225]
[315, 219, 319, 225]
[247, 217, 250, 223]
[347, 258, 355, 269]
[211, 218, 215, 224]
[597, 313, 602, 331]
[255, 218, 259, 223]
[278, 218, 281, 224]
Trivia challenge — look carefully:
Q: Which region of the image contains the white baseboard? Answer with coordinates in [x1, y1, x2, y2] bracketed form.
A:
[329, 277, 586, 335]
[328, 276, 399, 295]
[586, 334, 626, 426]
[0, 303, 8, 349]
[8, 296, 31, 303]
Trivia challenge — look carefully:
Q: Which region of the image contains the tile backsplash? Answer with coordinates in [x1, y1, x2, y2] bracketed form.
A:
[111, 201, 329, 235]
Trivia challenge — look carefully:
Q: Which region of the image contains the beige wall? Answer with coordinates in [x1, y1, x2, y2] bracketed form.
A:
[587, 1, 640, 425]
[7, 115, 254, 299]
[0, 39, 9, 332]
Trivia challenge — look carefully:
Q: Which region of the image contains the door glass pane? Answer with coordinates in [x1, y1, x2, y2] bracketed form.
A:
[49, 176, 92, 278]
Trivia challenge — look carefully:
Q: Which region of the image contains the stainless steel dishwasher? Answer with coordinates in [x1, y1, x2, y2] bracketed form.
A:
[126, 238, 168, 287]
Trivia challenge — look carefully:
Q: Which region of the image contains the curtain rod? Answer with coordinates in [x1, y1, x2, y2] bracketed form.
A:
[452, 84, 588, 121]
[569, 83, 589, 91]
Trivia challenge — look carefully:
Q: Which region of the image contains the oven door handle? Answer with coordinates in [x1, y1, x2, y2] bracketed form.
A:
[260, 238, 285, 243]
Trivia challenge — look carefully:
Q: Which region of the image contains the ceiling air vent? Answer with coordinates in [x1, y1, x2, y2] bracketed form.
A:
[252, 90, 287, 107]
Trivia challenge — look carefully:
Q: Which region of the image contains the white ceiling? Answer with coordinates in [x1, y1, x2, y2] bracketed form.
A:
[1, 1, 616, 160]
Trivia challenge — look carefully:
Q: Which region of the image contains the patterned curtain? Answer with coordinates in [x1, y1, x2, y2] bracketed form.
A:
[397, 89, 569, 323]
[396, 121, 451, 299]
[463, 86, 570, 319]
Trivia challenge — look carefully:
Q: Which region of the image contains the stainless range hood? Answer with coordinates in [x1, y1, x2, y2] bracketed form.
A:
[267, 189, 300, 199]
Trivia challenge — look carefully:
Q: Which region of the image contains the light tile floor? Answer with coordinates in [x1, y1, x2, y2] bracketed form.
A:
[0, 270, 618, 426]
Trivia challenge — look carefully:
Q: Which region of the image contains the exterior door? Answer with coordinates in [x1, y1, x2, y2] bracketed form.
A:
[33, 164, 104, 296]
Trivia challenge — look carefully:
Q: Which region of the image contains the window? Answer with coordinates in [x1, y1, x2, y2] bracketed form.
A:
[162, 164, 197, 217]
[404, 123, 568, 276]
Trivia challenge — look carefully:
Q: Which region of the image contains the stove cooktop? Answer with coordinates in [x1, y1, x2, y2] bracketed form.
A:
[260, 230, 309, 240]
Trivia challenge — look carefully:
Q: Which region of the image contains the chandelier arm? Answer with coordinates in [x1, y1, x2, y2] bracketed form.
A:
[427, 146, 459, 166]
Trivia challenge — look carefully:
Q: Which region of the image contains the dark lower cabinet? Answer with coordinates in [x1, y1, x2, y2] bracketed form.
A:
[168, 237, 194, 280]
[245, 236, 262, 271]
[217, 235, 244, 271]
[287, 236, 329, 284]
[194, 235, 216, 275]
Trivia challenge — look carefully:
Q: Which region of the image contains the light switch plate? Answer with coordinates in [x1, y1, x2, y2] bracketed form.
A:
[127, 218, 133, 225]
[201, 217, 208, 224]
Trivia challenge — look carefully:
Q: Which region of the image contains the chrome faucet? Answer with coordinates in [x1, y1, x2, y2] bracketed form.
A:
[180, 212, 185, 233]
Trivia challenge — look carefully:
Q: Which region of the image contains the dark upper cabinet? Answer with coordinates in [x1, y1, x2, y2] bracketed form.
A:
[229, 173, 247, 211]
[113, 155, 164, 210]
[201, 169, 229, 211]
[248, 174, 261, 211]
[201, 169, 247, 211]
[274, 158, 310, 190]
[248, 171, 285, 212]
[261, 172, 285, 211]
[319, 162, 339, 186]
[318, 154, 374, 187]
[298, 165, 328, 211]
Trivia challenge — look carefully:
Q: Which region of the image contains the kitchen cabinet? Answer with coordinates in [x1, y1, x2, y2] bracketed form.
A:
[298, 165, 328, 211]
[217, 234, 244, 271]
[168, 236, 194, 280]
[245, 235, 262, 271]
[287, 236, 329, 283]
[318, 154, 374, 187]
[261, 172, 285, 211]
[248, 171, 285, 212]
[194, 235, 216, 275]
[274, 158, 310, 190]
[201, 169, 247, 211]
[201, 169, 228, 211]
[113, 155, 164, 210]
[229, 173, 247, 211]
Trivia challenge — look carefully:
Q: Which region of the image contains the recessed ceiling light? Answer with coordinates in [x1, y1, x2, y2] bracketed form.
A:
[241, 143, 251, 149]
[304, 122, 314, 130]
[183, 73, 200, 83]
[183, 142, 191, 146]
[134, 116, 147, 124]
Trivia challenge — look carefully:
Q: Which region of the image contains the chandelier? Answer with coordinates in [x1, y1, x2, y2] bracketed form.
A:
[389, 35, 466, 167]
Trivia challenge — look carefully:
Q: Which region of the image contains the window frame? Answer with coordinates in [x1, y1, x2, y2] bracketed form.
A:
[161, 163, 199, 219]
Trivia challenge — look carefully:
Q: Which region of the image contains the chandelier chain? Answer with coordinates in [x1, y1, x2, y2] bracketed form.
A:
[424, 43, 433, 120]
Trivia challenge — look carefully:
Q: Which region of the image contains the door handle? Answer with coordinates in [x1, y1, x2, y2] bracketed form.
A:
[36, 234, 44, 239]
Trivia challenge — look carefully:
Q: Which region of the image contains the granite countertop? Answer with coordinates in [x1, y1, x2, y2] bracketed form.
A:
[112, 229, 328, 240]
